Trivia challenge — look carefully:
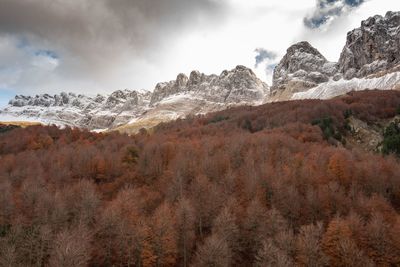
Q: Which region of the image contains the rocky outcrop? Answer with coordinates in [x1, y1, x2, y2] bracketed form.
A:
[339, 11, 400, 79]
[272, 11, 400, 97]
[271, 41, 337, 95]
[4, 89, 151, 130]
[149, 73, 190, 104]
[150, 65, 268, 105]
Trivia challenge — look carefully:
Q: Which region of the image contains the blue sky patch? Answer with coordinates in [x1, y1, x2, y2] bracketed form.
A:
[35, 49, 59, 59]
[16, 36, 59, 59]
[0, 89, 16, 108]
[305, 0, 366, 29]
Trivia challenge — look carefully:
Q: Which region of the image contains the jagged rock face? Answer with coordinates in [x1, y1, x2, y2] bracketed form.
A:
[150, 74, 189, 105]
[217, 65, 268, 103]
[150, 65, 268, 105]
[10, 93, 87, 108]
[4, 89, 151, 129]
[9, 90, 143, 112]
[105, 90, 139, 109]
[271, 41, 337, 95]
[339, 11, 400, 79]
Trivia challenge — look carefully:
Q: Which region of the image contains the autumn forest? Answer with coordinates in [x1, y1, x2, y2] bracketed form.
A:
[1, 90, 400, 267]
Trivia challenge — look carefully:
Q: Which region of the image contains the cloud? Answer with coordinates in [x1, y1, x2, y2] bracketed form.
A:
[253, 48, 279, 81]
[254, 48, 277, 68]
[0, 0, 228, 94]
[0, 0, 399, 95]
[266, 63, 277, 73]
[304, 0, 365, 29]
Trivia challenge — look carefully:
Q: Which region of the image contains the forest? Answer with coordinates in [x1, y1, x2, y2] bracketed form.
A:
[1, 90, 400, 266]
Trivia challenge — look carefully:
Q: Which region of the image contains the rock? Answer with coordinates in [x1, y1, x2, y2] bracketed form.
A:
[105, 90, 139, 109]
[176, 73, 189, 87]
[188, 70, 202, 86]
[150, 65, 268, 105]
[271, 41, 337, 94]
[150, 73, 189, 104]
[338, 11, 400, 79]
[3, 89, 150, 130]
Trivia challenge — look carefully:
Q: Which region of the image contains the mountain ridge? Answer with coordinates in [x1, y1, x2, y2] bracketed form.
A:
[1, 11, 400, 132]
[1, 65, 268, 131]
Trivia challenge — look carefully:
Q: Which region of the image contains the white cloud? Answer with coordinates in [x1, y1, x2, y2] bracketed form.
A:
[0, 0, 399, 96]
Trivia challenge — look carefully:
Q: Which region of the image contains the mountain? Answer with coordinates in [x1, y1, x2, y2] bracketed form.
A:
[116, 65, 268, 133]
[274, 11, 400, 100]
[0, 66, 268, 131]
[2, 90, 152, 130]
[1, 11, 400, 131]
[339, 11, 400, 79]
[270, 41, 338, 96]
[150, 65, 267, 105]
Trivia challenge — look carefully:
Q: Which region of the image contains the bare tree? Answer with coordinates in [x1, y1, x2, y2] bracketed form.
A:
[193, 234, 231, 267]
[0, 181, 14, 226]
[0, 239, 17, 267]
[296, 222, 329, 267]
[64, 180, 100, 226]
[255, 238, 293, 267]
[145, 203, 178, 267]
[48, 225, 92, 267]
[176, 198, 196, 267]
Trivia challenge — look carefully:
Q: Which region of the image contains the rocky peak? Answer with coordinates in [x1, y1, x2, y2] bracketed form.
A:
[339, 11, 400, 79]
[176, 73, 189, 87]
[218, 65, 268, 103]
[218, 65, 257, 83]
[234, 65, 255, 74]
[9, 92, 79, 108]
[150, 65, 268, 106]
[188, 70, 203, 86]
[279, 42, 327, 71]
[105, 89, 139, 108]
[150, 73, 190, 105]
[8, 89, 145, 111]
[271, 41, 338, 95]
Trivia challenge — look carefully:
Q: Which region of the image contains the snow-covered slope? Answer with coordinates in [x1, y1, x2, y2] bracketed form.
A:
[292, 71, 400, 100]
[0, 90, 151, 130]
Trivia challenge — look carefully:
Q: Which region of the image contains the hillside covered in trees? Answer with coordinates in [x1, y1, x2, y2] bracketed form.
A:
[1, 90, 400, 266]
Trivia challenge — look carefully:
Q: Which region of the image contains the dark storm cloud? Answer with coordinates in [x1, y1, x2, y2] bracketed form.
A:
[304, 0, 365, 29]
[254, 48, 277, 68]
[0, 0, 227, 79]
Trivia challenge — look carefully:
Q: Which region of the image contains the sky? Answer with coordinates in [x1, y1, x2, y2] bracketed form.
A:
[0, 0, 399, 104]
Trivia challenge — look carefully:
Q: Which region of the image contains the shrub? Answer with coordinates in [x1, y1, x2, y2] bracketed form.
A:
[382, 121, 400, 155]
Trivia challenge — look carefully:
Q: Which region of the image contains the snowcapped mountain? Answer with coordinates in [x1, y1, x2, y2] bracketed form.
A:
[2, 90, 151, 130]
[338, 11, 400, 79]
[151, 66, 268, 105]
[271, 41, 338, 96]
[1, 12, 400, 132]
[0, 66, 268, 131]
[270, 11, 400, 102]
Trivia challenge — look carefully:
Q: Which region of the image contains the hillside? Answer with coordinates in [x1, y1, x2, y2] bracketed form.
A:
[1, 90, 400, 266]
